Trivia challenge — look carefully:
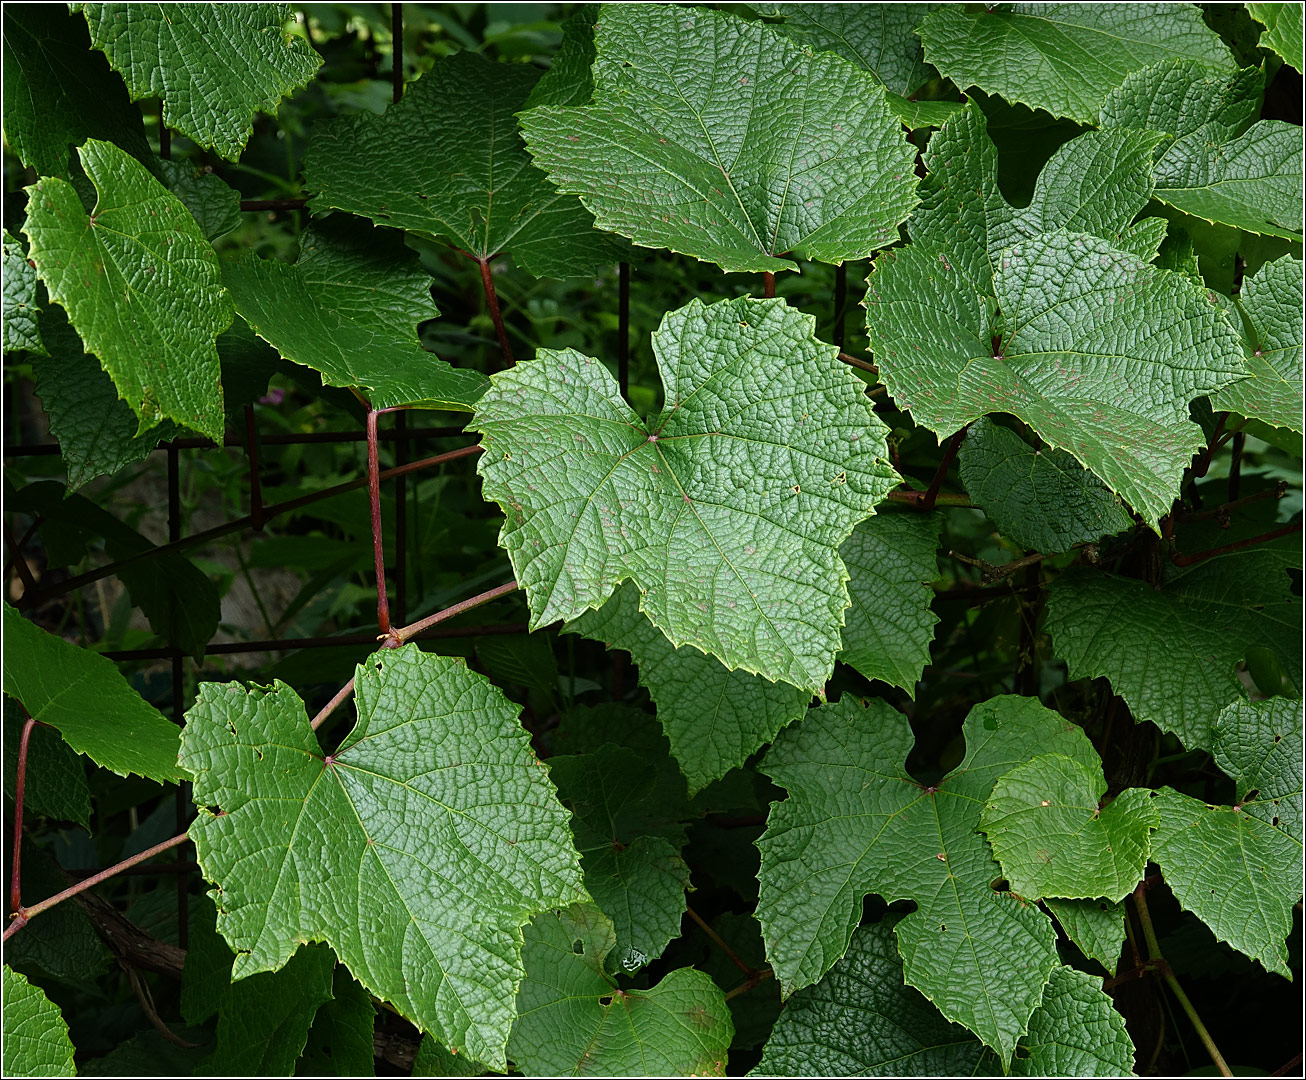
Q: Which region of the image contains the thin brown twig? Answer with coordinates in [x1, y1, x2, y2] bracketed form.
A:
[723, 967, 773, 1002]
[476, 257, 514, 368]
[686, 905, 754, 976]
[1171, 522, 1301, 567]
[838, 350, 878, 375]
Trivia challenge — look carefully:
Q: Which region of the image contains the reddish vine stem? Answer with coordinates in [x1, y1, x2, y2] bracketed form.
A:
[686, 905, 754, 976]
[477, 257, 515, 367]
[20, 445, 483, 609]
[918, 425, 969, 510]
[4, 832, 191, 942]
[884, 487, 972, 508]
[366, 410, 393, 636]
[1190, 412, 1227, 478]
[1272, 1052, 1304, 1076]
[762, 271, 775, 298]
[1171, 521, 1301, 567]
[244, 404, 265, 532]
[9, 704, 37, 915]
[3, 520, 37, 597]
[1228, 430, 1245, 501]
[308, 580, 521, 732]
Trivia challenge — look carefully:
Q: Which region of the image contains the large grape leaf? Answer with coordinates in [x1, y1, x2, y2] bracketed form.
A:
[958, 419, 1134, 553]
[1250, 3, 1304, 70]
[507, 904, 733, 1077]
[752, 919, 988, 1077]
[839, 510, 941, 692]
[1100, 60, 1303, 239]
[23, 139, 230, 443]
[866, 106, 1247, 526]
[980, 755, 1158, 901]
[1045, 525, 1301, 752]
[1, 4, 151, 178]
[3, 230, 43, 355]
[74, 3, 321, 160]
[756, 695, 1091, 1062]
[1151, 698, 1303, 977]
[179, 645, 587, 1069]
[916, 4, 1231, 125]
[523, 5, 599, 111]
[31, 307, 180, 490]
[158, 159, 242, 242]
[221, 218, 487, 412]
[519, 3, 919, 273]
[473, 295, 898, 693]
[753, 922, 1134, 1077]
[548, 744, 691, 974]
[563, 583, 811, 794]
[1, 966, 76, 1078]
[1212, 255, 1304, 434]
[3, 603, 182, 783]
[303, 50, 624, 280]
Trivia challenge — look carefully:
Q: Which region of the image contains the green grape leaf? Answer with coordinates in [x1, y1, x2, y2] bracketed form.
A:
[760, 3, 944, 96]
[23, 139, 230, 443]
[980, 755, 1158, 901]
[1212, 255, 1304, 434]
[183, 898, 336, 1075]
[564, 583, 811, 794]
[1250, 2, 1305, 70]
[917, 4, 1231, 125]
[3, 230, 43, 355]
[304, 50, 624, 280]
[1, 966, 76, 1078]
[1214, 697, 1303, 843]
[3, 714, 92, 832]
[1, 4, 151, 178]
[31, 307, 180, 491]
[1006, 966, 1135, 1077]
[296, 969, 377, 1077]
[1100, 61, 1303, 239]
[179, 645, 587, 1070]
[549, 744, 690, 973]
[1152, 785, 1302, 978]
[74, 3, 321, 160]
[3, 603, 182, 783]
[221, 218, 487, 412]
[519, 4, 919, 273]
[1044, 898, 1128, 977]
[157, 159, 242, 242]
[757, 695, 1088, 1062]
[523, 5, 598, 110]
[508, 904, 733, 1077]
[958, 419, 1134, 553]
[886, 96, 965, 131]
[79, 1030, 205, 1078]
[1045, 528, 1301, 752]
[473, 295, 897, 693]
[752, 919, 988, 1077]
[872, 106, 1246, 526]
[839, 510, 941, 693]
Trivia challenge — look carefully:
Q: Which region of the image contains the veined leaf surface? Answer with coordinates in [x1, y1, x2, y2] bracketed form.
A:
[180, 645, 587, 1069]
[520, 4, 919, 273]
[474, 295, 898, 693]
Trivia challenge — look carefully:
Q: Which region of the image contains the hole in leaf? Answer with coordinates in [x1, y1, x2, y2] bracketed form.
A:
[572, 939, 584, 955]
[1243, 789, 1260, 803]
[1274, 734, 1282, 743]
[1273, 816, 1281, 826]
[990, 877, 1010, 893]
[599, 996, 613, 1007]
